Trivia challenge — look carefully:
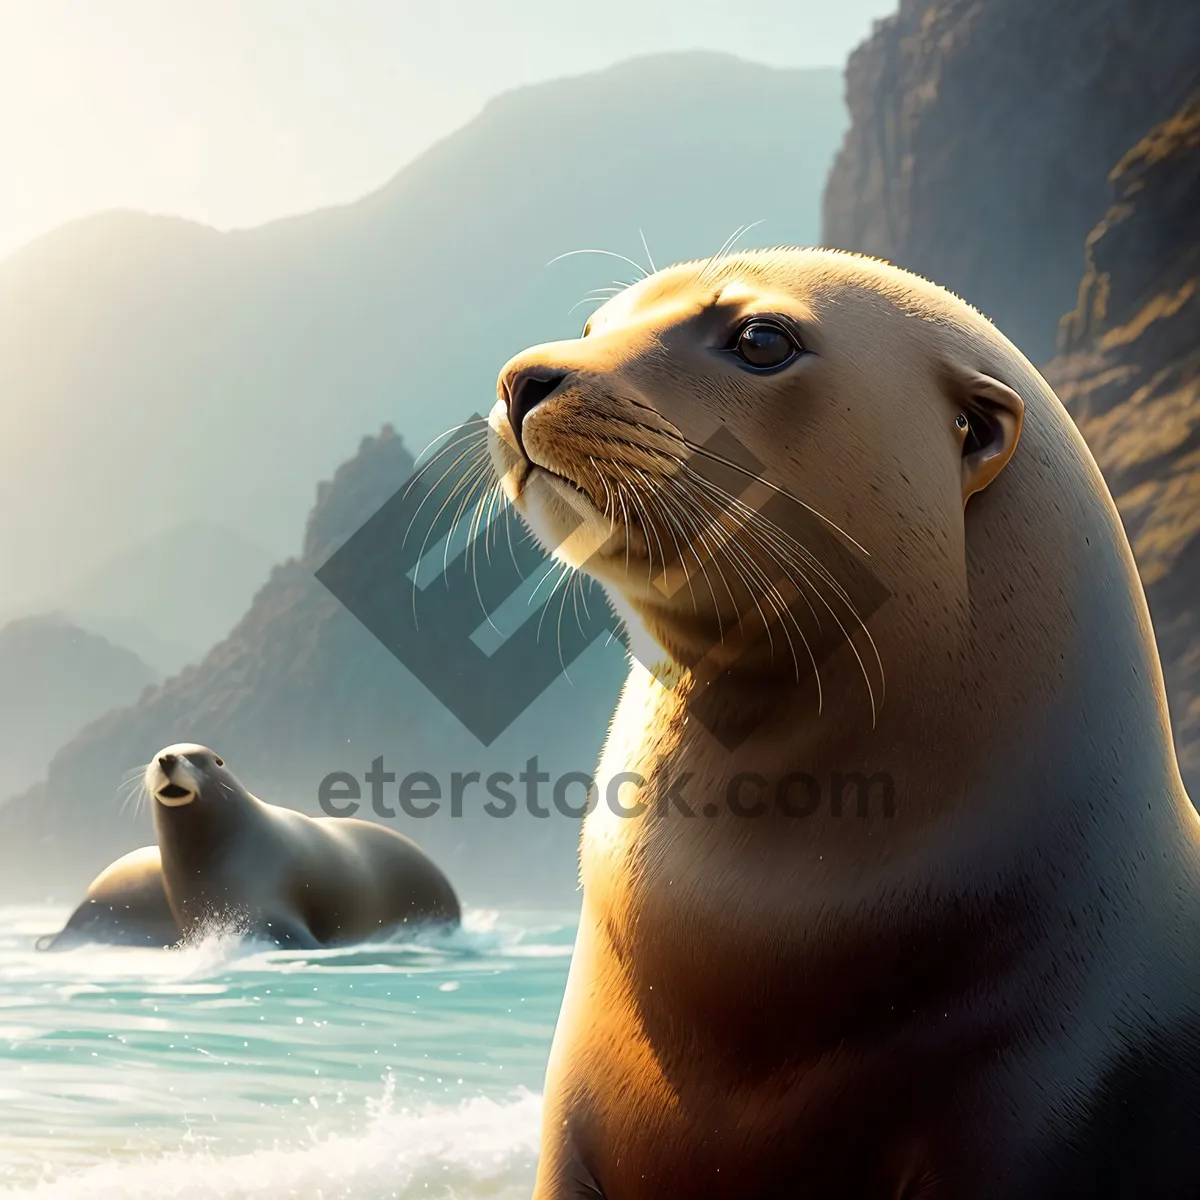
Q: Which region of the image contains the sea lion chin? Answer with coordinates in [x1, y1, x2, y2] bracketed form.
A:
[489, 247, 1200, 1198]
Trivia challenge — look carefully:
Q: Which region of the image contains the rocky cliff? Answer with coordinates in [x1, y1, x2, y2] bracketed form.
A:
[0, 614, 159, 803]
[823, 0, 1199, 361]
[824, 4, 1200, 792]
[1046, 92, 1200, 788]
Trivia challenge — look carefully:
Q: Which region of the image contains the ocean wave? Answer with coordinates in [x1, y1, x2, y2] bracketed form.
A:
[0, 906, 575, 986]
[0, 1084, 543, 1200]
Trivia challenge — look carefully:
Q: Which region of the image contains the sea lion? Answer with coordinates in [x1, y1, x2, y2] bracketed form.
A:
[488, 248, 1200, 1197]
[35, 845, 179, 950]
[39, 744, 460, 949]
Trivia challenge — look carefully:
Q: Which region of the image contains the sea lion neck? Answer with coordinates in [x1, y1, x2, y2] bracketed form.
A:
[152, 781, 268, 870]
[951, 378, 1192, 840]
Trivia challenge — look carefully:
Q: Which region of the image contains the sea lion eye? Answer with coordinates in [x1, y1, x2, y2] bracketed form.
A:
[214, 757, 224, 768]
[732, 319, 801, 371]
[581, 321, 592, 338]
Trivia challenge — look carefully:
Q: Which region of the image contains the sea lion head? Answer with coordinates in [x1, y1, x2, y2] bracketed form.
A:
[486, 242, 1178, 783]
[488, 247, 1033, 699]
[145, 743, 236, 808]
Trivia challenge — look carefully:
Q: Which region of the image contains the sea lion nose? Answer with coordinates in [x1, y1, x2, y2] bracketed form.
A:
[503, 367, 568, 445]
[158, 753, 177, 774]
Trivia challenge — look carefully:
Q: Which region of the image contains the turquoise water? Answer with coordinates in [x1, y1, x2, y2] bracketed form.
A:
[0, 906, 576, 1198]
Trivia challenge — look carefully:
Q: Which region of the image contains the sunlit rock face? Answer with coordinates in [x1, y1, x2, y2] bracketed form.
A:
[1047, 92, 1200, 792]
[822, 0, 1199, 362]
[823, 2, 1199, 791]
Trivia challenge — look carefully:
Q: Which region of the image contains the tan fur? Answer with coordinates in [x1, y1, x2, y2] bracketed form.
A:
[489, 249, 1195, 1197]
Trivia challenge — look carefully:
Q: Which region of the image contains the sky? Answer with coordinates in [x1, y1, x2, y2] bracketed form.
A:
[0, 0, 895, 261]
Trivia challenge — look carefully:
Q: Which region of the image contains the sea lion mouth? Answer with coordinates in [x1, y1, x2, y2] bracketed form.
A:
[531, 463, 601, 506]
[155, 783, 196, 806]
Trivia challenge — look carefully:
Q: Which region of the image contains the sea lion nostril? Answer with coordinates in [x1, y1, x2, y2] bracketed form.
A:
[505, 368, 568, 444]
[158, 753, 177, 773]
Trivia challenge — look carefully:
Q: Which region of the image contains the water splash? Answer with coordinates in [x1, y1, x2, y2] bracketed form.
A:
[0, 906, 573, 1196]
[0, 1084, 542, 1199]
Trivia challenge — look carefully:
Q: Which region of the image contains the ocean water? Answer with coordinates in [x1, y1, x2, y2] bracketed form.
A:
[0, 906, 576, 1198]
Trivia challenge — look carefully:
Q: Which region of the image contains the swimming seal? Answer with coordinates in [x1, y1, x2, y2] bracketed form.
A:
[489, 248, 1200, 1197]
[39, 744, 460, 949]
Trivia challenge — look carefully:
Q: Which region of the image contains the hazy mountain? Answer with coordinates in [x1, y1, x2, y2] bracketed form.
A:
[822, 0, 1199, 361]
[0, 53, 846, 617]
[37, 521, 275, 674]
[0, 428, 627, 905]
[0, 614, 159, 804]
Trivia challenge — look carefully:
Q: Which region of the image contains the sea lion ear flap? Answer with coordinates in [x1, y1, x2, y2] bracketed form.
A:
[949, 369, 1025, 506]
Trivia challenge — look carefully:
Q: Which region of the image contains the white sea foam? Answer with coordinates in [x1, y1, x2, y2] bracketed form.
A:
[0, 1086, 543, 1200]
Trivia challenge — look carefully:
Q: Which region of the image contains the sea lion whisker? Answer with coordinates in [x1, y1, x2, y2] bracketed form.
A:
[474, 479, 499, 565]
[569, 284, 631, 316]
[403, 421, 490, 497]
[662, 473, 788, 641]
[676, 482, 817, 689]
[682, 466, 848, 601]
[588, 414, 870, 575]
[638, 228, 657, 274]
[704, 517, 783, 667]
[747, 523, 884, 713]
[654, 477, 732, 642]
[478, 468, 520, 568]
[729, 505, 877, 721]
[697, 223, 749, 287]
[626, 465, 700, 615]
[117, 780, 142, 818]
[683, 470, 886, 708]
[546, 248, 650, 280]
[401, 435, 490, 554]
[423, 450, 492, 586]
[501, 495, 524, 574]
[678, 439, 870, 559]
[575, 569, 593, 622]
[569, 297, 607, 317]
[556, 571, 579, 682]
[528, 555, 574, 607]
[414, 443, 490, 573]
[660, 474, 747, 638]
[681, 472, 881, 718]
[536, 561, 576, 646]
[697, 220, 765, 287]
[656, 472, 781, 657]
[683, 468, 834, 629]
[409, 444, 493, 625]
[468, 479, 509, 634]
[662, 472, 821, 681]
[682, 461, 888, 696]
[116, 771, 145, 800]
[442, 455, 497, 578]
[587, 457, 620, 533]
[611, 462, 667, 586]
[614, 480, 634, 574]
